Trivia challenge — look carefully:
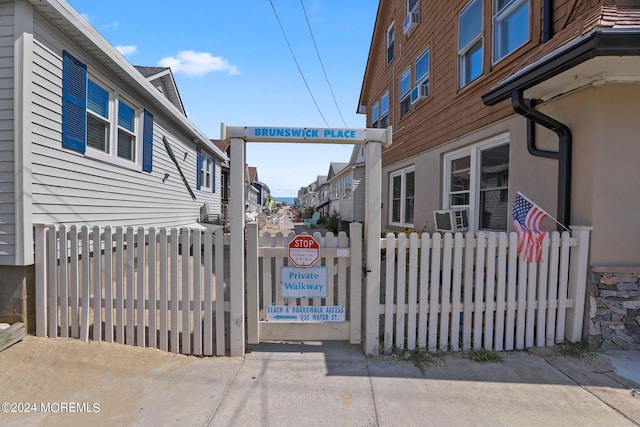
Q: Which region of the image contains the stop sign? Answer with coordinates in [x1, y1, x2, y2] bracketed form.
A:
[288, 235, 320, 267]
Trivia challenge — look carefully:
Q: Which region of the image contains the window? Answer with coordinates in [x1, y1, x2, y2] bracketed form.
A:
[415, 47, 430, 98]
[443, 135, 510, 231]
[85, 78, 138, 165]
[389, 166, 415, 227]
[400, 67, 412, 117]
[458, 0, 483, 88]
[62, 51, 154, 171]
[380, 93, 389, 128]
[408, 0, 419, 12]
[197, 148, 216, 192]
[371, 102, 379, 128]
[493, 0, 529, 62]
[386, 23, 395, 63]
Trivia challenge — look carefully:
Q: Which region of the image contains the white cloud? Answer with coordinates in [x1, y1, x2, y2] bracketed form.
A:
[103, 20, 120, 30]
[158, 50, 239, 77]
[116, 45, 137, 56]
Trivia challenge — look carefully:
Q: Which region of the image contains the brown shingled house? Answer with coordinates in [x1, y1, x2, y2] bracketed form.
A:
[358, 1, 640, 347]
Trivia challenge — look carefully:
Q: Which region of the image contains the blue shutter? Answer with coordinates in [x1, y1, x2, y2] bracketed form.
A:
[142, 110, 154, 172]
[62, 51, 87, 152]
[196, 146, 202, 190]
[212, 158, 216, 193]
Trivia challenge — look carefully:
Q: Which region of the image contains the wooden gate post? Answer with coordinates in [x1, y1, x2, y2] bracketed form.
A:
[349, 222, 363, 344]
[565, 225, 592, 342]
[229, 136, 246, 356]
[364, 140, 382, 356]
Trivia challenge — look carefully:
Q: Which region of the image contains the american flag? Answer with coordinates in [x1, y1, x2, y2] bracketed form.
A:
[512, 192, 549, 262]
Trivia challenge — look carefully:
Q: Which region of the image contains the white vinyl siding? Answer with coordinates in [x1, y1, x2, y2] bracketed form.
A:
[0, 4, 15, 264]
[352, 166, 366, 223]
[29, 18, 222, 229]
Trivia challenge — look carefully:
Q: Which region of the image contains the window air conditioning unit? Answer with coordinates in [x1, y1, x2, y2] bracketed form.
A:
[433, 209, 469, 233]
[410, 83, 428, 104]
[403, 10, 419, 35]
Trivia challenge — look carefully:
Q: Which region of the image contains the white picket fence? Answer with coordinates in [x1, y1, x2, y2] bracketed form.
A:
[376, 227, 591, 354]
[34, 224, 230, 356]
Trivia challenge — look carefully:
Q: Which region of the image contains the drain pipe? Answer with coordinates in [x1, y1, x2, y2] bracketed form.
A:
[543, 0, 553, 43]
[511, 89, 571, 229]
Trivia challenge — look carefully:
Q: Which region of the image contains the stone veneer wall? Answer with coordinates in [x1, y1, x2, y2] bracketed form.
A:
[588, 266, 640, 350]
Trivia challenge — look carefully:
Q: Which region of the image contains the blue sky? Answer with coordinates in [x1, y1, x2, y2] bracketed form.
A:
[66, 0, 379, 197]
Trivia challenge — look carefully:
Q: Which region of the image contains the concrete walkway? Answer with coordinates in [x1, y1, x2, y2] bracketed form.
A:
[0, 336, 638, 426]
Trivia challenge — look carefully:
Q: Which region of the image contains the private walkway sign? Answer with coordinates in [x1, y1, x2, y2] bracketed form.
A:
[288, 235, 320, 267]
[281, 267, 327, 298]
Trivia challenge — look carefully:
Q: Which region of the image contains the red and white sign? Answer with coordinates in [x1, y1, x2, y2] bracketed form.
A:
[288, 235, 320, 267]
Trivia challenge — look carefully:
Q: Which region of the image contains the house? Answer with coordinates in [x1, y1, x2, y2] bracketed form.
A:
[327, 150, 366, 223]
[358, 0, 640, 346]
[248, 166, 272, 209]
[211, 139, 231, 222]
[0, 0, 227, 329]
[297, 178, 324, 212]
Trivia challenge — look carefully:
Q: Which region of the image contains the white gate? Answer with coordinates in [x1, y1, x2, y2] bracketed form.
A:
[225, 125, 391, 355]
[245, 223, 362, 344]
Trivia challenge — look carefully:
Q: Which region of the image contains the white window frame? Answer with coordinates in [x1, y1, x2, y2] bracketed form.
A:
[371, 101, 379, 128]
[415, 47, 430, 98]
[389, 165, 415, 228]
[458, 0, 483, 88]
[380, 92, 389, 128]
[442, 133, 510, 232]
[493, 0, 530, 63]
[400, 67, 412, 117]
[85, 75, 142, 171]
[200, 153, 213, 190]
[386, 23, 395, 64]
[408, 0, 419, 13]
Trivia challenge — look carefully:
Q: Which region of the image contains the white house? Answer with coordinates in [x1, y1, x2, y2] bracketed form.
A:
[0, 0, 227, 329]
[327, 146, 366, 223]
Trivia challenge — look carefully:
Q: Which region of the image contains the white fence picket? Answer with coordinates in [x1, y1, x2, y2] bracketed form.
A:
[427, 233, 441, 352]
[159, 228, 169, 352]
[384, 233, 395, 353]
[439, 233, 453, 352]
[59, 225, 69, 338]
[395, 233, 407, 350]
[407, 233, 419, 350]
[417, 233, 430, 349]
[148, 228, 157, 349]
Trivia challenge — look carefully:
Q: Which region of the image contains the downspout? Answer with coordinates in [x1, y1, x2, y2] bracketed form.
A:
[543, 0, 553, 43]
[511, 90, 571, 229]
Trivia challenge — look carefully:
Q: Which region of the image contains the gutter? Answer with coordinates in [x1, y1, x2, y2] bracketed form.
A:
[511, 90, 571, 229]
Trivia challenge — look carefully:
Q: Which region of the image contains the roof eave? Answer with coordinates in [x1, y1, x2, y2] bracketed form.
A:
[482, 29, 640, 106]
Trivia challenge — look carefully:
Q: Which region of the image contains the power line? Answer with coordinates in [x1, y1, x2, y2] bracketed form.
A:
[268, 0, 330, 127]
[300, 0, 348, 128]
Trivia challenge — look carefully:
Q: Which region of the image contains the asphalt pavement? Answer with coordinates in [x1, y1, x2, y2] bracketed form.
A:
[0, 336, 638, 426]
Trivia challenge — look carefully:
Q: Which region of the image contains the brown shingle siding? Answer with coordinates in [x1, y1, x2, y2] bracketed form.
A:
[360, 0, 633, 168]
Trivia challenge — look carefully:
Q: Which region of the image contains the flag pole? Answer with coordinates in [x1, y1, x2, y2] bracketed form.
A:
[517, 191, 570, 233]
[548, 215, 571, 233]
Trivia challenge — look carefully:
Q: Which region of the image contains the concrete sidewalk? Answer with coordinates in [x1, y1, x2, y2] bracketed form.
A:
[0, 336, 638, 426]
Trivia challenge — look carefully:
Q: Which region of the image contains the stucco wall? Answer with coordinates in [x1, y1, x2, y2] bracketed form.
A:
[540, 83, 640, 266]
